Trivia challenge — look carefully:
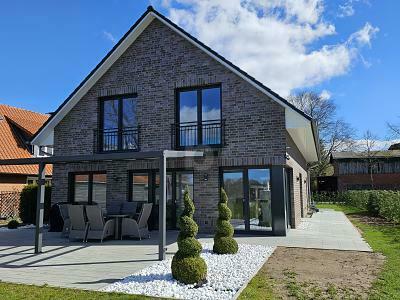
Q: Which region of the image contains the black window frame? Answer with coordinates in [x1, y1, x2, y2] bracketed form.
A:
[98, 93, 139, 152]
[68, 171, 107, 205]
[219, 165, 275, 234]
[175, 84, 223, 148]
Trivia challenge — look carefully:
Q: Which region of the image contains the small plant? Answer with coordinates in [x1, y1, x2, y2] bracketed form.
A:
[7, 219, 19, 229]
[171, 187, 207, 285]
[213, 188, 238, 254]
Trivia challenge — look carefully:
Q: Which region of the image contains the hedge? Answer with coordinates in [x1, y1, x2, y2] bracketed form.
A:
[312, 190, 400, 223]
[19, 184, 52, 224]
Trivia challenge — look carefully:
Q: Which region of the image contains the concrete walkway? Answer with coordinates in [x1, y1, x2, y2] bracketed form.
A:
[0, 209, 371, 291]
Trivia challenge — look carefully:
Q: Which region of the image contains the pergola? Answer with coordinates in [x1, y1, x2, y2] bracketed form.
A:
[0, 150, 203, 260]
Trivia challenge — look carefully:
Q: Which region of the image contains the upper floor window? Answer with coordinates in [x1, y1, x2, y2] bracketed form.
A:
[176, 85, 222, 147]
[99, 95, 139, 152]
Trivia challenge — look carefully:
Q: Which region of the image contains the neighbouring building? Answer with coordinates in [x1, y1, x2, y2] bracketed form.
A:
[331, 150, 400, 191]
[0, 104, 52, 192]
[30, 7, 319, 236]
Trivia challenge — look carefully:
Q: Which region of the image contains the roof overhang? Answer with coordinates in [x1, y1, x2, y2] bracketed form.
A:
[31, 7, 318, 154]
[286, 109, 319, 163]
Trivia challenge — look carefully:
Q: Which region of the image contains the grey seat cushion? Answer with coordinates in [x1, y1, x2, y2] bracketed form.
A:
[120, 202, 138, 217]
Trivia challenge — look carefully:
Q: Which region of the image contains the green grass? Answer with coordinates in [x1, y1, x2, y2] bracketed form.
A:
[0, 282, 161, 300]
[317, 203, 400, 300]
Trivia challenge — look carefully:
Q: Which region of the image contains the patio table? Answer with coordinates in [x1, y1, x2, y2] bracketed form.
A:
[108, 214, 129, 239]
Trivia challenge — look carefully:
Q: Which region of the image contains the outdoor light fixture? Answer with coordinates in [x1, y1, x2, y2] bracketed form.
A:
[296, 176, 300, 182]
[203, 173, 209, 181]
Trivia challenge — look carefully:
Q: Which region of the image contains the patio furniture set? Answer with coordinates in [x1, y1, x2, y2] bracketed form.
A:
[58, 202, 153, 242]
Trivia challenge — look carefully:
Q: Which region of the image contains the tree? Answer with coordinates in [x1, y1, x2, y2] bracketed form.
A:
[387, 119, 400, 138]
[171, 187, 207, 285]
[213, 188, 238, 254]
[288, 91, 355, 179]
[360, 130, 379, 189]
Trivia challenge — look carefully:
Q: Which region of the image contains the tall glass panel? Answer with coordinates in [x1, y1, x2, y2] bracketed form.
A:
[223, 171, 245, 230]
[249, 169, 272, 231]
[122, 97, 138, 150]
[74, 174, 89, 203]
[131, 173, 149, 202]
[179, 90, 198, 146]
[92, 173, 107, 209]
[102, 99, 119, 151]
[202, 87, 221, 145]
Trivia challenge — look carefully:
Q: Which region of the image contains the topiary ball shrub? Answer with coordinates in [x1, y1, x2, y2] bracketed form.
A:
[213, 188, 238, 255]
[7, 219, 20, 229]
[171, 187, 207, 285]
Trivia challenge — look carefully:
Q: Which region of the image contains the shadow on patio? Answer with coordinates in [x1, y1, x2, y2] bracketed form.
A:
[0, 228, 179, 290]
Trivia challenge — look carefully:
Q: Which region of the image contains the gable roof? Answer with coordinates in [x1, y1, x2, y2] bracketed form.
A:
[0, 104, 52, 175]
[31, 6, 318, 161]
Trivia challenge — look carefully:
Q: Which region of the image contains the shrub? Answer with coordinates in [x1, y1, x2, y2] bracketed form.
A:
[7, 219, 19, 229]
[213, 188, 238, 254]
[171, 186, 207, 285]
[19, 184, 52, 224]
[313, 190, 400, 223]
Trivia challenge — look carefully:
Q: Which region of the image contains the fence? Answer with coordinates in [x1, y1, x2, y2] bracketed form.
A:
[0, 191, 20, 219]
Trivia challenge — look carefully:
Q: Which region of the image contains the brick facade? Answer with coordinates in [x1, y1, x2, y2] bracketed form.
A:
[51, 19, 309, 232]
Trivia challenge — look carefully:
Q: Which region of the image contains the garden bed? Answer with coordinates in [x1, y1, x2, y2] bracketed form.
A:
[102, 243, 275, 300]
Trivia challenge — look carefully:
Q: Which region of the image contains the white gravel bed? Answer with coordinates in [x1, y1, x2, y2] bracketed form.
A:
[102, 243, 275, 300]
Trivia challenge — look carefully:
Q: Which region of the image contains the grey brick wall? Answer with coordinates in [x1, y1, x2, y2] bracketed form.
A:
[286, 133, 309, 228]
[51, 18, 305, 232]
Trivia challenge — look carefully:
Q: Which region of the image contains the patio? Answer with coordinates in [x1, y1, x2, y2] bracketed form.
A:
[0, 209, 371, 291]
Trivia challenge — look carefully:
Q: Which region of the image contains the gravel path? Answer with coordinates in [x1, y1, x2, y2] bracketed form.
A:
[102, 243, 275, 300]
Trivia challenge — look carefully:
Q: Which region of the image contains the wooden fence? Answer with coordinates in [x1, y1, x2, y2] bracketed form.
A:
[0, 191, 20, 219]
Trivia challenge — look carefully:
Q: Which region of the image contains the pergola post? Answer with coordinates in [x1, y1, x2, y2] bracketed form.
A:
[158, 152, 167, 261]
[35, 162, 46, 254]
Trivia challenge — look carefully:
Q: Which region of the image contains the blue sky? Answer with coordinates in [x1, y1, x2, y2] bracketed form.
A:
[0, 1, 398, 143]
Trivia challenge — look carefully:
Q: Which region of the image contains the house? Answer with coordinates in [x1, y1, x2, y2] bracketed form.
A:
[30, 6, 319, 236]
[331, 150, 400, 191]
[0, 104, 52, 192]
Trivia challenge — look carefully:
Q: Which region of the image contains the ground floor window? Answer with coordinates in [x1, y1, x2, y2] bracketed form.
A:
[129, 170, 194, 229]
[221, 167, 272, 232]
[69, 172, 107, 209]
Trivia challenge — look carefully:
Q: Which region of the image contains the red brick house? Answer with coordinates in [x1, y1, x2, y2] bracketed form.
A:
[0, 104, 52, 192]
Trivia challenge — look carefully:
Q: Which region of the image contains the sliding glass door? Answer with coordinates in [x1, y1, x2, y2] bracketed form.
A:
[222, 168, 272, 232]
[129, 170, 194, 230]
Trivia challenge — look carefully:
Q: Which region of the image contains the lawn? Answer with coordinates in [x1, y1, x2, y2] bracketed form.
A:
[0, 282, 160, 300]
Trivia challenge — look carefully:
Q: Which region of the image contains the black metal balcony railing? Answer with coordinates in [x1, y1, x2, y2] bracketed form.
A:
[171, 119, 224, 149]
[93, 127, 139, 153]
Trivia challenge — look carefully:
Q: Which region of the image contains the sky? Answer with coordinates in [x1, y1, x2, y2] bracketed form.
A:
[0, 0, 399, 147]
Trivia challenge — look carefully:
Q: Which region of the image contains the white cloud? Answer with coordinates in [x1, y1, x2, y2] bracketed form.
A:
[320, 89, 331, 100]
[349, 22, 379, 47]
[354, 139, 400, 151]
[102, 30, 117, 44]
[338, 1, 355, 17]
[159, 0, 378, 96]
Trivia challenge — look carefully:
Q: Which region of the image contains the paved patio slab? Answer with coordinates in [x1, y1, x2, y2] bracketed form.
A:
[0, 209, 371, 291]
